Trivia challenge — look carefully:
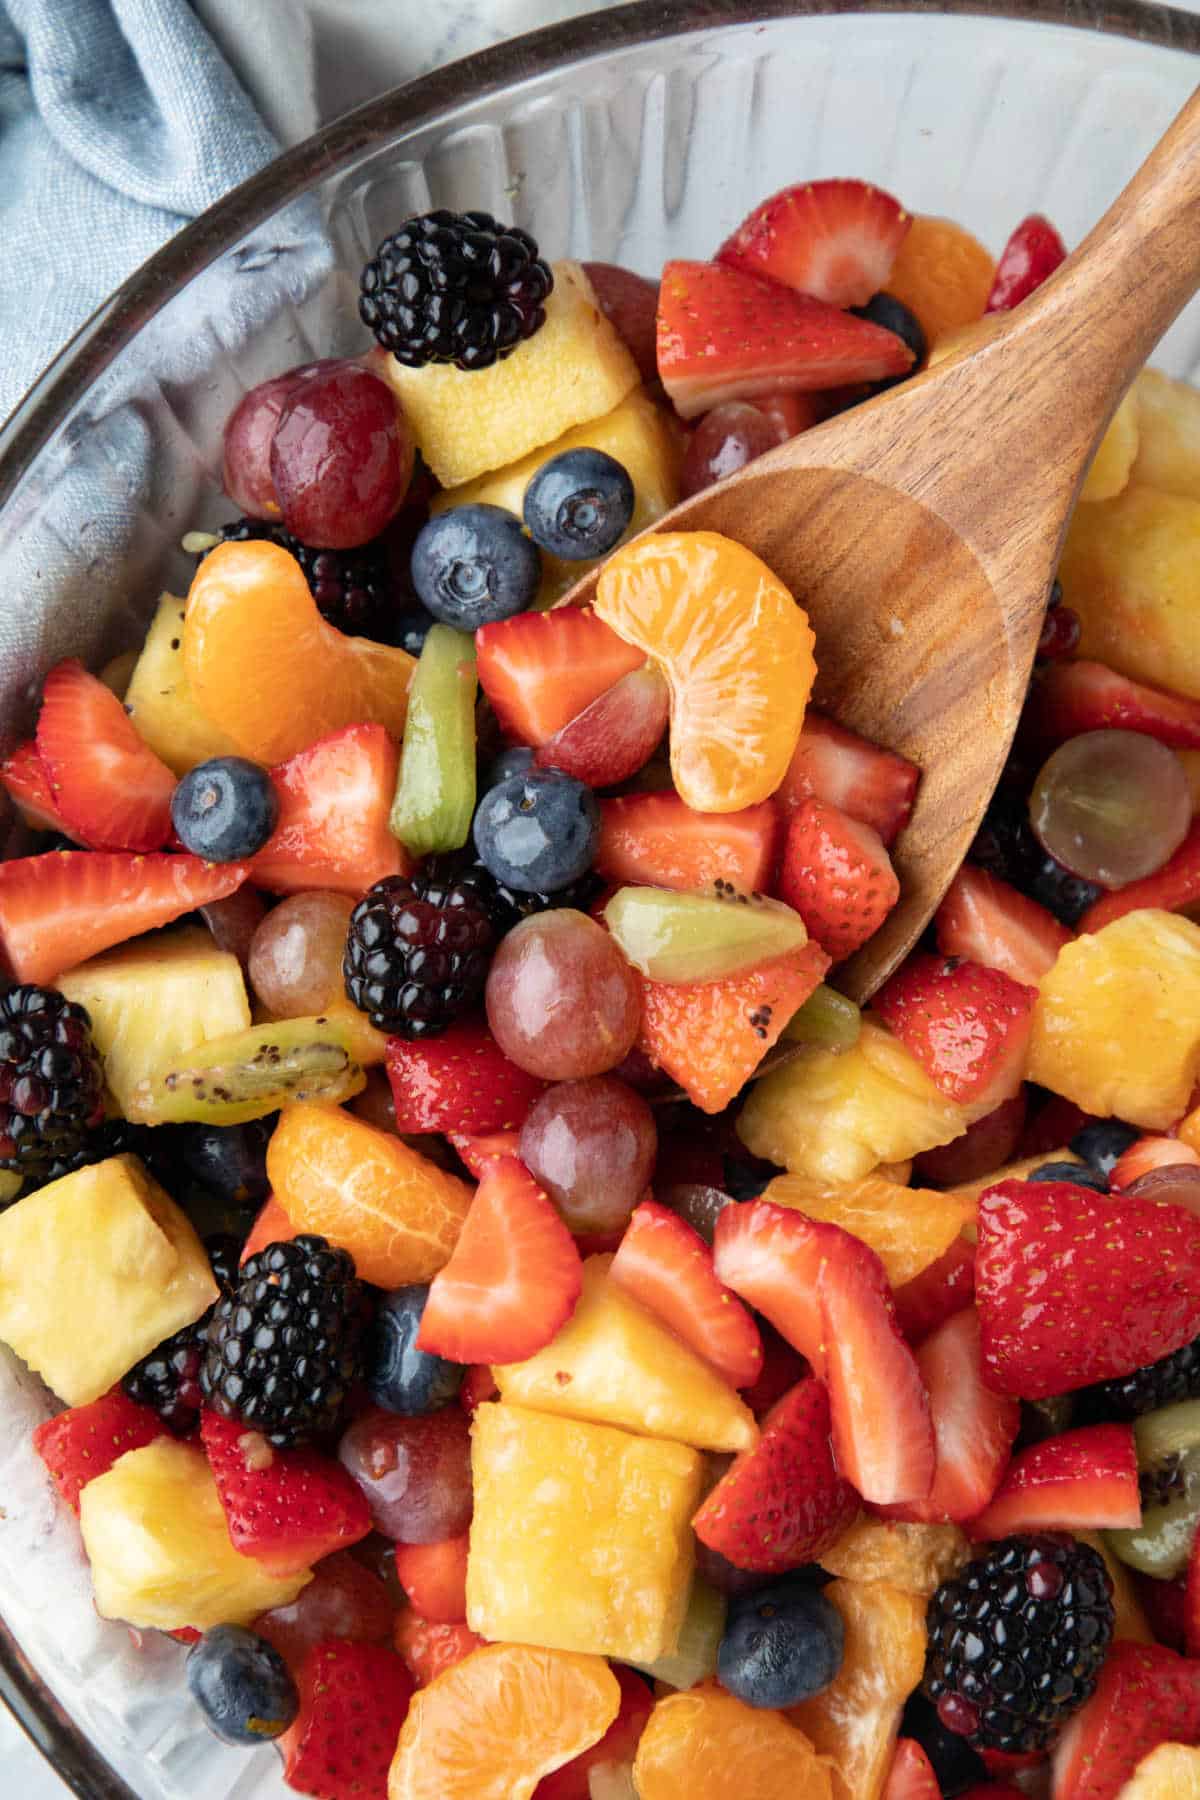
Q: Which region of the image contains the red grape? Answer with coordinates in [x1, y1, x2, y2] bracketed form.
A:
[254, 1550, 394, 1672]
[1124, 1164, 1200, 1217]
[1030, 729, 1191, 887]
[485, 910, 642, 1080]
[658, 1183, 732, 1246]
[349, 1069, 400, 1136]
[519, 1076, 656, 1235]
[198, 885, 269, 973]
[582, 262, 659, 384]
[680, 402, 787, 499]
[248, 890, 354, 1017]
[338, 1407, 472, 1543]
[270, 364, 414, 549]
[221, 359, 342, 519]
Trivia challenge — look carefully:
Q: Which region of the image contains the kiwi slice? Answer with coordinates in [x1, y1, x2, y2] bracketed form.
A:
[604, 886, 809, 984]
[390, 623, 477, 857]
[125, 1016, 366, 1126]
[1106, 1398, 1200, 1578]
[783, 983, 862, 1051]
[628, 1577, 726, 1691]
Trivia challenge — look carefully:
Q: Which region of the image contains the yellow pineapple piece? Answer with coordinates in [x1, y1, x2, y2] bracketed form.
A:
[1117, 1742, 1200, 1798]
[0, 1155, 216, 1404]
[761, 1170, 974, 1287]
[80, 1439, 309, 1630]
[1059, 483, 1200, 699]
[125, 593, 241, 774]
[467, 1402, 701, 1663]
[818, 1517, 970, 1597]
[789, 1579, 926, 1800]
[1028, 910, 1200, 1129]
[99, 648, 138, 699]
[738, 1020, 968, 1182]
[58, 927, 250, 1114]
[1131, 367, 1200, 501]
[493, 1256, 756, 1453]
[375, 263, 640, 487]
[1075, 1531, 1153, 1644]
[1079, 388, 1140, 503]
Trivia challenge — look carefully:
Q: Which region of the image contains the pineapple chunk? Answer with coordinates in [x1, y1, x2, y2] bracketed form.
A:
[738, 1021, 968, 1182]
[1118, 1743, 1200, 1798]
[467, 1401, 701, 1663]
[58, 927, 250, 1114]
[1131, 367, 1200, 501]
[375, 263, 640, 487]
[494, 1256, 756, 1454]
[1059, 483, 1200, 699]
[1027, 910, 1200, 1129]
[1079, 388, 1140, 503]
[0, 1156, 217, 1404]
[818, 1517, 970, 1597]
[761, 1171, 974, 1288]
[125, 593, 241, 775]
[80, 1439, 310, 1629]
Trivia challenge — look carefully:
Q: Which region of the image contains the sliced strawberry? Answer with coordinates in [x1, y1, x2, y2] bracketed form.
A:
[717, 180, 912, 309]
[0, 849, 248, 985]
[535, 1664, 655, 1800]
[582, 262, 659, 384]
[416, 1157, 582, 1364]
[969, 1422, 1139, 1540]
[476, 607, 645, 747]
[657, 259, 914, 418]
[0, 739, 78, 838]
[1110, 1135, 1200, 1190]
[280, 1639, 415, 1800]
[936, 865, 1070, 987]
[775, 710, 919, 847]
[777, 797, 900, 962]
[985, 213, 1067, 313]
[1051, 1641, 1200, 1800]
[609, 1199, 763, 1388]
[386, 1018, 548, 1135]
[977, 1178, 1200, 1399]
[1078, 819, 1200, 933]
[1025, 658, 1200, 751]
[36, 658, 175, 852]
[691, 1376, 858, 1572]
[33, 1388, 163, 1514]
[875, 953, 1037, 1108]
[596, 790, 779, 894]
[448, 1128, 522, 1178]
[913, 1093, 1028, 1189]
[892, 1235, 977, 1345]
[392, 1609, 484, 1689]
[882, 1737, 942, 1800]
[713, 1199, 834, 1371]
[250, 722, 406, 897]
[240, 1195, 296, 1263]
[393, 1533, 469, 1624]
[457, 1363, 499, 1413]
[533, 661, 668, 789]
[200, 1410, 371, 1576]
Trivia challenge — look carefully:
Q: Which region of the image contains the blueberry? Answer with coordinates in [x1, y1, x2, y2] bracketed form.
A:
[851, 291, 927, 366]
[367, 1285, 464, 1414]
[1028, 1159, 1109, 1192]
[178, 1119, 274, 1206]
[486, 745, 535, 790]
[186, 1625, 298, 1746]
[1071, 1119, 1139, 1176]
[171, 757, 278, 862]
[718, 1579, 844, 1709]
[411, 504, 540, 630]
[522, 448, 635, 560]
[900, 1691, 988, 1797]
[473, 767, 600, 894]
[1028, 852, 1103, 926]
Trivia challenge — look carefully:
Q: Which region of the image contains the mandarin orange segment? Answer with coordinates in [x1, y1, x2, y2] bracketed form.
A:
[266, 1101, 473, 1286]
[387, 1642, 619, 1800]
[884, 215, 996, 348]
[818, 1517, 971, 1598]
[594, 531, 815, 813]
[761, 1170, 976, 1288]
[789, 1579, 926, 1800]
[184, 540, 415, 764]
[633, 1687, 834, 1800]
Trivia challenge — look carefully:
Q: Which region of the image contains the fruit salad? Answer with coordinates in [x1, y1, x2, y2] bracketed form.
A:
[3, 182, 1200, 1800]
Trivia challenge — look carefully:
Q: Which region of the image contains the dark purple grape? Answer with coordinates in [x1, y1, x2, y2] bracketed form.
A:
[270, 365, 414, 549]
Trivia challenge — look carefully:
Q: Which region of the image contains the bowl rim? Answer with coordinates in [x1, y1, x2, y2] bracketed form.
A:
[4, 0, 1200, 1793]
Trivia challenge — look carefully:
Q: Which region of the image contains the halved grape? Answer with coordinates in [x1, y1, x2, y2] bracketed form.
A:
[126, 1016, 365, 1124]
[604, 887, 808, 983]
[783, 983, 862, 1050]
[519, 1076, 656, 1236]
[390, 624, 477, 857]
[1029, 730, 1190, 888]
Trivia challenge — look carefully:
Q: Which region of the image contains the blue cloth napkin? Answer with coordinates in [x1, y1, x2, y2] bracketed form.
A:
[0, 0, 279, 420]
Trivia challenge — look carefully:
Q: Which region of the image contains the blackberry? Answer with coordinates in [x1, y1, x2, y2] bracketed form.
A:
[1074, 1334, 1200, 1425]
[123, 1235, 241, 1434]
[0, 985, 105, 1192]
[343, 871, 495, 1038]
[421, 846, 602, 938]
[200, 1235, 367, 1448]
[968, 784, 1102, 924]
[924, 1533, 1114, 1754]
[204, 519, 395, 638]
[359, 211, 554, 371]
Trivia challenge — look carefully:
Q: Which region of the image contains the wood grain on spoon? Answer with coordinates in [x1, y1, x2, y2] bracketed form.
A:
[567, 85, 1200, 1004]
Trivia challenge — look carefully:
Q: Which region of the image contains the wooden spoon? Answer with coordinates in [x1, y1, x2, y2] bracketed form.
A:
[566, 87, 1200, 1004]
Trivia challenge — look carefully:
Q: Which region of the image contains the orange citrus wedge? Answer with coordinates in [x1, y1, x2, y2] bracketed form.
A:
[634, 1688, 834, 1800]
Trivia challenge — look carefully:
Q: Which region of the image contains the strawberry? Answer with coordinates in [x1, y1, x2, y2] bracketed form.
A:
[1051, 1641, 1200, 1800]
[657, 259, 914, 418]
[280, 1638, 415, 1800]
[447, 1128, 522, 1178]
[200, 1410, 371, 1576]
[882, 1738, 942, 1800]
[240, 1195, 297, 1263]
[392, 1609, 483, 1689]
[1184, 1526, 1200, 1658]
[892, 1235, 977, 1345]
[879, 1308, 1017, 1524]
[386, 1018, 548, 1135]
[713, 1199, 836, 1373]
[393, 1533, 469, 1624]
[457, 1363, 499, 1413]
[0, 739, 77, 838]
[976, 1179, 1200, 1398]
[875, 953, 1037, 1108]
[717, 179, 912, 310]
[535, 1665, 655, 1800]
[0, 849, 248, 986]
[250, 722, 406, 897]
[741, 1321, 810, 1418]
[33, 1388, 163, 1514]
[777, 797, 900, 962]
[936, 865, 1070, 987]
[775, 709, 920, 847]
[1135, 1570, 1187, 1654]
[969, 1422, 1139, 1540]
[532, 662, 669, 789]
[475, 607, 645, 747]
[913, 1093, 1028, 1188]
[36, 658, 175, 852]
[1019, 1093, 1093, 1159]
[691, 1376, 858, 1572]
[1026, 658, 1200, 752]
[417, 1157, 583, 1364]
[596, 790, 780, 894]
[609, 1199, 764, 1388]
[1110, 1135, 1200, 1190]
[1078, 820, 1200, 933]
[985, 213, 1067, 313]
